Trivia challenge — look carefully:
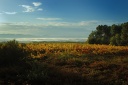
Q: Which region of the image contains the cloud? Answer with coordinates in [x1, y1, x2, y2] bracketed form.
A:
[20, 5, 35, 12]
[0, 20, 117, 29]
[0, 20, 104, 28]
[37, 8, 43, 11]
[0, 11, 17, 15]
[33, 2, 42, 7]
[0, 22, 40, 35]
[0, 21, 100, 39]
[34, 20, 98, 27]
[78, 20, 98, 26]
[20, 2, 43, 12]
[0, 20, 121, 39]
[4, 12, 17, 15]
[36, 18, 62, 21]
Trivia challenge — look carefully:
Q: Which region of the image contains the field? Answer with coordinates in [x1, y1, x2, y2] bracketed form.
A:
[0, 40, 128, 85]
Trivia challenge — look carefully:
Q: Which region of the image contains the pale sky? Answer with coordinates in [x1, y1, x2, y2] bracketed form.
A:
[0, 0, 128, 38]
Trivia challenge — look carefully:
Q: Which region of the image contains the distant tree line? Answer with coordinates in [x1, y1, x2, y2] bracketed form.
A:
[87, 22, 128, 46]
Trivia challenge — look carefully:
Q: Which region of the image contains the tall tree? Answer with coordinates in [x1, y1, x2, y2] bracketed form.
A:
[121, 22, 128, 45]
[87, 22, 128, 46]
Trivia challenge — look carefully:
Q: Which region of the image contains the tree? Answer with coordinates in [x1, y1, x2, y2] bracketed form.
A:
[87, 22, 128, 46]
[120, 22, 128, 45]
[115, 34, 121, 46]
[111, 24, 122, 36]
[87, 31, 97, 44]
[88, 25, 110, 44]
[110, 36, 116, 45]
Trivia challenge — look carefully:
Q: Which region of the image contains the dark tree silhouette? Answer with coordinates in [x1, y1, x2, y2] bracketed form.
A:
[87, 22, 128, 46]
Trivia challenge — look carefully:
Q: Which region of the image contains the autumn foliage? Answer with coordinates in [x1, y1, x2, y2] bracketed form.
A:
[0, 41, 128, 85]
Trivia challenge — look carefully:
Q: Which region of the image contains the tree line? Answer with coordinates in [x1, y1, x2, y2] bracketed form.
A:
[87, 22, 128, 46]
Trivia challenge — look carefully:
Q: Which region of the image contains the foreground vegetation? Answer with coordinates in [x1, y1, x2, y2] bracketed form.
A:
[0, 40, 128, 85]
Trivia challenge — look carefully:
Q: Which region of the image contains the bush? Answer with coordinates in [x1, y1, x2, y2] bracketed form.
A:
[0, 40, 30, 83]
[0, 40, 28, 67]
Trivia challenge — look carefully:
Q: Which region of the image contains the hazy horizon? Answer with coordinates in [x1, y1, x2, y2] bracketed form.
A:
[0, 38, 87, 42]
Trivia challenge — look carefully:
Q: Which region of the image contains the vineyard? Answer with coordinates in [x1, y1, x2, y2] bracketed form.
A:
[0, 40, 128, 85]
[24, 43, 128, 58]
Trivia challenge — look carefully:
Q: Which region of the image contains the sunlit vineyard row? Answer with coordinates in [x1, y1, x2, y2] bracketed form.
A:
[21, 43, 128, 58]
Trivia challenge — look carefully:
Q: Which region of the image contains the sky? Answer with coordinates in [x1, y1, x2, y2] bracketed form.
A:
[0, 0, 128, 39]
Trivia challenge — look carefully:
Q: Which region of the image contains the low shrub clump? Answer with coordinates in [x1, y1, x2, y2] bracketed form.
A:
[0, 40, 30, 84]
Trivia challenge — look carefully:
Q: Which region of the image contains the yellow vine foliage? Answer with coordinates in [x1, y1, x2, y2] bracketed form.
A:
[20, 43, 128, 58]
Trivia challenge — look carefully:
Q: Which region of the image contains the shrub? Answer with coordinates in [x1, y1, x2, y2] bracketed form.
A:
[0, 40, 29, 67]
[0, 40, 30, 83]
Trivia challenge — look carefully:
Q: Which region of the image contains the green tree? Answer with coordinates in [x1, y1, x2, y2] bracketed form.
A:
[87, 22, 128, 46]
[115, 34, 121, 46]
[88, 25, 110, 44]
[111, 24, 122, 36]
[121, 22, 128, 45]
[110, 36, 116, 45]
[87, 31, 97, 44]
